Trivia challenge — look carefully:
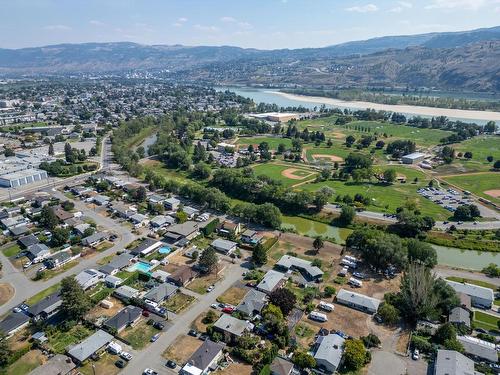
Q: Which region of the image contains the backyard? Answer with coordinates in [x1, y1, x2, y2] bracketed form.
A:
[46, 325, 92, 354]
[164, 292, 196, 313]
[119, 320, 158, 350]
[162, 335, 202, 364]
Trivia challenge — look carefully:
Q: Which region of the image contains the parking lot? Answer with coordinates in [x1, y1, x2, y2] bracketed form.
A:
[417, 187, 475, 216]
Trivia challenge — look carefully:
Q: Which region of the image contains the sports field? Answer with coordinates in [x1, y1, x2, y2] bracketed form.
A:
[452, 136, 500, 163]
[443, 173, 500, 205]
[236, 136, 292, 150]
[305, 145, 363, 163]
[252, 163, 317, 186]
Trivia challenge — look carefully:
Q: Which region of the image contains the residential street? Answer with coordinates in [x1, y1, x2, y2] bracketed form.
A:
[121, 261, 246, 375]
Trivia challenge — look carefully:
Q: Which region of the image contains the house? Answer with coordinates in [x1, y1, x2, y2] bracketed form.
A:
[213, 314, 253, 343]
[256, 270, 286, 294]
[275, 255, 324, 280]
[434, 350, 477, 375]
[26, 291, 62, 321]
[457, 335, 498, 363]
[183, 206, 200, 219]
[75, 269, 104, 290]
[240, 229, 263, 246]
[110, 202, 136, 219]
[130, 213, 149, 227]
[269, 357, 296, 375]
[150, 215, 175, 229]
[0, 312, 30, 337]
[113, 285, 140, 302]
[143, 283, 179, 304]
[446, 280, 494, 309]
[28, 354, 76, 375]
[236, 289, 267, 317]
[54, 207, 73, 222]
[71, 186, 92, 196]
[314, 334, 345, 374]
[458, 293, 472, 311]
[148, 194, 167, 205]
[99, 252, 135, 275]
[448, 307, 471, 328]
[9, 225, 29, 236]
[92, 195, 110, 206]
[165, 221, 200, 242]
[211, 238, 237, 255]
[17, 234, 39, 248]
[81, 231, 109, 247]
[103, 306, 142, 333]
[44, 251, 73, 269]
[218, 221, 241, 237]
[26, 243, 51, 263]
[67, 329, 113, 363]
[168, 265, 197, 287]
[180, 340, 225, 375]
[335, 289, 381, 314]
[32, 331, 48, 344]
[104, 275, 123, 288]
[73, 223, 91, 236]
[165, 197, 180, 211]
[129, 238, 162, 256]
[151, 269, 171, 283]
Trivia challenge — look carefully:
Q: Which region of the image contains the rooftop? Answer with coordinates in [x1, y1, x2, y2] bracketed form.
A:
[67, 329, 113, 362]
[446, 281, 494, 302]
[434, 349, 478, 375]
[213, 314, 251, 337]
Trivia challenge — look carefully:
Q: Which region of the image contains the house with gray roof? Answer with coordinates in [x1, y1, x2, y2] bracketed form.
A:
[335, 289, 381, 314]
[81, 231, 109, 247]
[236, 289, 267, 317]
[67, 329, 113, 363]
[446, 281, 494, 309]
[183, 206, 200, 219]
[275, 255, 324, 280]
[99, 252, 135, 275]
[314, 334, 345, 374]
[434, 349, 480, 375]
[130, 213, 149, 227]
[457, 335, 498, 363]
[113, 285, 140, 302]
[130, 238, 162, 256]
[211, 238, 237, 254]
[448, 307, 471, 328]
[73, 223, 91, 236]
[75, 269, 104, 290]
[0, 312, 30, 337]
[180, 340, 225, 375]
[148, 194, 167, 205]
[28, 354, 76, 375]
[213, 314, 253, 343]
[270, 357, 296, 375]
[27, 291, 62, 321]
[92, 195, 110, 206]
[103, 305, 142, 333]
[143, 283, 179, 303]
[257, 270, 286, 294]
[165, 197, 180, 211]
[165, 221, 200, 242]
[150, 215, 175, 229]
[26, 243, 50, 263]
[18, 234, 39, 248]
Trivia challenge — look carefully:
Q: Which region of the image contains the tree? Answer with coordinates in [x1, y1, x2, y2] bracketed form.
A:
[346, 135, 356, 147]
[277, 143, 287, 154]
[394, 209, 435, 237]
[176, 209, 188, 224]
[292, 351, 316, 369]
[61, 201, 74, 211]
[434, 323, 456, 344]
[444, 338, 464, 352]
[51, 227, 70, 247]
[269, 288, 297, 316]
[199, 247, 218, 274]
[0, 332, 11, 367]
[40, 205, 59, 230]
[463, 151, 473, 159]
[484, 121, 497, 133]
[407, 239, 437, 268]
[252, 243, 267, 266]
[339, 205, 356, 225]
[60, 276, 92, 321]
[64, 143, 75, 163]
[313, 237, 324, 254]
[193, 162, 212, 180]
[377, 303, 399, 325]
[494, 160, 500, 170]
[362, 333, 381, 348]
[343, 339, 369, 370]
[136, 146, 145, 159]
[481, 263, 500, 277]
[83, 227, 95, 237]
[48, 142, 54, 156]
[487, 155, 494, 163]
[454, 204, 480, 221]
[3, 148, 14, 157]
[383, 168, 397, 183]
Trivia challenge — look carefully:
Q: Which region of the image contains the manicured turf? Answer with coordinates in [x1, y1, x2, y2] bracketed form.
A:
[236, 136, 292, 150]
[473, 311, 500, 332]
[305, 145, 352, 162]
[2, 244, 21, 257]
[443, 173, 500, 205]
[26, 283, 61, 305]
[452, 136, 500, 164]
[252, 163, 317, 186]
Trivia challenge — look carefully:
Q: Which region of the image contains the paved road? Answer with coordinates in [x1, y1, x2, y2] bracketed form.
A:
[121, 262, 246, 375]
[434, 266, 500, 288]
[0, 188, 136, 316]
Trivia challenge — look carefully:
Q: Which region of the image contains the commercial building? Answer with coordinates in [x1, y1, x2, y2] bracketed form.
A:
[446, 280, 494, 309]
[401, 152, 426, 164]
[0, 168, 48, 188]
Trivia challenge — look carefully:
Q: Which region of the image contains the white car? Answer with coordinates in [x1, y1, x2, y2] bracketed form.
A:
[120, 352, 132, 361]
[23, 261, 32, 269]
[206, 285, 214, 292]
[210, 303, 218, 309]
[143, 369, 158, 375]
[412, 349, 420, 360]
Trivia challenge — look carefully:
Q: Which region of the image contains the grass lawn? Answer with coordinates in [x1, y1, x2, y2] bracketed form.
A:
[141, 159, 194, 184]
[305, 144, 353, 162]
[281, 216, 346, 243]
[445, 277, 497, 291]
[187, 274, 221, 295]
[452, 136, 500, 164]
[443, 173, 500, 205]
[79, 352, 121, 375]
[473, 311, 500, 332]
[35, 260, 78, 281]
[236, 136, 292, 150]
[164, 292, 196, 313]
[26, 282, 61, 305]
[47, 325, 92, 354]
[119, 320, 158, 350]
[95, 241, 113, 252]
[216, 286, 247, 306]
[295, 322, 316, 339]
[2, 244, 21, 257]
[5, 349, 45, 375]
[252, 163, 317, 186]
[97, 254, 115, 266]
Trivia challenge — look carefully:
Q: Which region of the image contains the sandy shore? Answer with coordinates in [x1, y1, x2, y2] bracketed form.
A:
[270, 91, 500, 122]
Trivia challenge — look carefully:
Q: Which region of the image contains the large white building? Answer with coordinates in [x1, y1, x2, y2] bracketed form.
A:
[0, 168, 48, 188]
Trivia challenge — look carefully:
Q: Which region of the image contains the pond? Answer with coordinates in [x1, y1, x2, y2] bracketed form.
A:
[432, 244, 499, 270]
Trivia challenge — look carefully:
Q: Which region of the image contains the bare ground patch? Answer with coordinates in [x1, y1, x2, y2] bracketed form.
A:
[0, 283, 14, 305]
[281, 168, 316, 180]
[484, 189, 500, 198]
[163, 335, 203, 364]
[217, 286, 247, 306]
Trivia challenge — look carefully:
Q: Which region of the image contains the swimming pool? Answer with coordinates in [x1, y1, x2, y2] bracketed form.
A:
[158, 246, 171, 255]
[126, 261, 153, 273]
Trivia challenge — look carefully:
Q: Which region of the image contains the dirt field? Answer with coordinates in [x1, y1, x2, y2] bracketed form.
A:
[311, 154, 344, 162]
[86, 297, 124, 320]
[8, 328, 31, 352]
[217, 286, 247, 306]
[167, 251, 193, 267]
[0, 283, 14, 305]
[192, 310, 222, 332]
[484, 189, 500, 198]
[281, 168, 316, 180]
[214, 360, 253, 375]
[163, 335, 203, 364]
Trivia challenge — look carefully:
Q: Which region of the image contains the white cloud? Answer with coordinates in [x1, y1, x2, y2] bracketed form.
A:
[238, 21, 253, 30]
[194, 24, 219, 32]
[424, 0, 489, 10]
[220, 16, 237, 23]
[43, 24, 71, 31]
[89, 20, 105, 26]
[390, 1, 413, 12]
[345, 4, 379, 12]
[173, 17, 188, 27]
[177, 17, 188, 23]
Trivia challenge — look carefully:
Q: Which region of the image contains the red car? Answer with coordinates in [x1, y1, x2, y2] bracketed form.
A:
[222, 307, 234, 314]
[142, 310, 150, 317]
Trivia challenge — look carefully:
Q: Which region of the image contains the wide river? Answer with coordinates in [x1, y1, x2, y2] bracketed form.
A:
[218, 86, 500, 125]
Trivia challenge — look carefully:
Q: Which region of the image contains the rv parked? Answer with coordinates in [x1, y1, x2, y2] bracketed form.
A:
[309, 311, 328, 322]
[318, 301, 335, 312]
[348, 277, 362, 288]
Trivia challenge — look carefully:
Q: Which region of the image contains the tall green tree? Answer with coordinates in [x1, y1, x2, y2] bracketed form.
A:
[313, 236, 324, 254]
[40, 205, 59, 230]
[199, 247, 219, 274]
[343, 339, 369, 370]
[339, 205, 356, 225]
[0, 332, 11, 367]
[60, 277, 92, 321]
[252, 243, 267, 266]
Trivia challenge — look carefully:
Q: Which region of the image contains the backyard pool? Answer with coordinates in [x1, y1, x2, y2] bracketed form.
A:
[127, 261, 153, 273]
[158, 246, 172, 255]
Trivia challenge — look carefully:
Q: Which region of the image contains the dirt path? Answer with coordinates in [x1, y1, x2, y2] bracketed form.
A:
[291, 178, 317, 188]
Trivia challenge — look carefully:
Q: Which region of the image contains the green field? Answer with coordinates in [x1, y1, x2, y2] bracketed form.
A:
[453, 136, 500, 163]
[236, 136, 292, 150]
[473, 311, 500, 332]
[281, 215, 352, 243]
[443, 173, 500, 205]
[1, 244, 21, 257]
[305, 145, 352, 162]
[252, 163, 317, 186]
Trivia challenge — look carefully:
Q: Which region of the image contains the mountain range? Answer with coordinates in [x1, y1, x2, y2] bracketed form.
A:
[1, 26, 499, 92]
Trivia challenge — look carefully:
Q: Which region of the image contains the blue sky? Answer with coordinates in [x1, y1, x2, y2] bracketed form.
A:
[0, 0, 499, 49]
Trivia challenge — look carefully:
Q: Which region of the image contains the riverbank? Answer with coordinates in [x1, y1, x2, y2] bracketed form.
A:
[269, 91, 500, 122]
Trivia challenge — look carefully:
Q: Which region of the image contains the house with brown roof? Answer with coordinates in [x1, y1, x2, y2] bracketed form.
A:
[167, 265, 198, 287]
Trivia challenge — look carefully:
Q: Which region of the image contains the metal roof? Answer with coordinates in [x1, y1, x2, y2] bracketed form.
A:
[314, 334, 345, 369]
[434, 350, 477, 375]
[67, 329, 113, 362]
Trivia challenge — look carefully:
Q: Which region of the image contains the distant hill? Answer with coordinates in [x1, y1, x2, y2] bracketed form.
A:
[0, 26, 499, 92]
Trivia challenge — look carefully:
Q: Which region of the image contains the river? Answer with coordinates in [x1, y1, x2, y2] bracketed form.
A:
[217, 86, 500, 125]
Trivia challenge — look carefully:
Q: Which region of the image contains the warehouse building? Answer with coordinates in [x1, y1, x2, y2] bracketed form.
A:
[401, 152, 426, 164]
[0, 168, 48, 188]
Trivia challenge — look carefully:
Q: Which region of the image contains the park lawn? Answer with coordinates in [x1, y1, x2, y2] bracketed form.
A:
[305, 144, 353, 162]
[281, 216, 346, 243]
[2, 244, 21, 257]
[47, 325, 93, 354]
[119, 320, 158, 350]
[164, 292, 195, 314]
[236, 136, 292, 150]
[141, 159, 194, 184]
[443, 173, 500, 205]
[252, 163, 317, 186]
[473, 311, 500, 332]
[452, 136, 500, 164]
[5, 349, 45, 375]
[445, 277, 497, 291]
[296, 115, 339, 130]
[25, 282, 61, 305]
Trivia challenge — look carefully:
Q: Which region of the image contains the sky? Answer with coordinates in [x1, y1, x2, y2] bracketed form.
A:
[0, 0, 499, 50]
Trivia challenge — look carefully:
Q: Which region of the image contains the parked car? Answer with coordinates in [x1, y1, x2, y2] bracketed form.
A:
[143, 369, 158, 375]
[120, 352, 133, 361]
[222, 307, 234, 314]
[142, 310, 150, 317]
[199, 334, 208, 341]
[23, 261, 32, 269]
[153, 321, 164, 330]
[412, 349, 420, 360]
[151, 333, 160, 342]
[188, 329, 198, 337]
[210, 303, 218, 309]
[206, 285, 215, 292]
[352, 272, 365, 280]
[115, 360, 126, 368]
[246, 282, 256, 287]
[166, 360, 177, 369]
